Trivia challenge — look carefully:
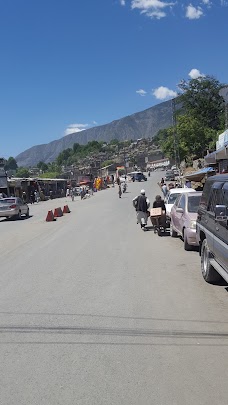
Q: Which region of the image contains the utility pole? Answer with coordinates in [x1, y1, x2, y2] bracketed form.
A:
[172, 98, 180, 168]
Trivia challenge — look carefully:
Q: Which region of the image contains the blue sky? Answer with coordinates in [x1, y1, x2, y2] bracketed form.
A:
[0, 0, 227, 159]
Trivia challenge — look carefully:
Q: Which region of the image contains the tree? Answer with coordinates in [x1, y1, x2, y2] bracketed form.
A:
[16, 167, 30, 178]
[37, 161, 48, 172]
[158, 115, 218, 164]
[5, 157, 18, 171]
[178, 75, 224, 131]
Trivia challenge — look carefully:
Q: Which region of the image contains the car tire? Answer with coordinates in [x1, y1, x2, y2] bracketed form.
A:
[183, 230, 192, 251]
[170, 221, 177, 237]
[26, 208, 29, 218]
[16, 210, 22, 220]
[201, 239, 222, 284]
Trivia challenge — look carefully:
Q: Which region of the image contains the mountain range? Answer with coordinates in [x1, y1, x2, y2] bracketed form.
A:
[16, 99, 173, 167]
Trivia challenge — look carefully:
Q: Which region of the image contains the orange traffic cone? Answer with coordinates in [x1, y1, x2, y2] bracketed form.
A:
[46, 210, 56, 222]
[57, 207, 63, 217]
[63, 205, 71, 213]
[54, 208, 59, 218]
[54, 207, 63, 217]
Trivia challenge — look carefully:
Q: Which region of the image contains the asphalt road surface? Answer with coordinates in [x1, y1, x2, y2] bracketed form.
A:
[1, 172, 228, 405]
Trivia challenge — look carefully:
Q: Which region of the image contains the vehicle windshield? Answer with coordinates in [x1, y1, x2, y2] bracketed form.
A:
[167, 193, 179, 204]
[0, 199, 16, 204]
[188, 195, 201, 213]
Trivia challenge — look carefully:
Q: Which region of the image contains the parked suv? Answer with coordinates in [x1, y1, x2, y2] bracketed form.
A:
[196, 174, 228, 283]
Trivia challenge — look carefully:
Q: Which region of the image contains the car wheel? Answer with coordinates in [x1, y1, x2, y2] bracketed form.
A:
[201, 239, 222, 284]
[170, 221, 177, 237]
[183, 230, 192, 251]
[16, 210, 22, 220]
[25, 208, 29, 217]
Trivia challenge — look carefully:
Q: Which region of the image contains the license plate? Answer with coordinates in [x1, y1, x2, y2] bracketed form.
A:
[0, 206, 8, 210]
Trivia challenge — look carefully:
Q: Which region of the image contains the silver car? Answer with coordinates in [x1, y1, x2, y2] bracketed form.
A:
[0, 197, 29, 219]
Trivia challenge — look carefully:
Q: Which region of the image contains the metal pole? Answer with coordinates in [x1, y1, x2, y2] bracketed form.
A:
[172, 98, 180, 168]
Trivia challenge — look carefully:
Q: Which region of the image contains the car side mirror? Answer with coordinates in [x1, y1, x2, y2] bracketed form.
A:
[215, 205, 227, 222]
[176, 207, 184, 214]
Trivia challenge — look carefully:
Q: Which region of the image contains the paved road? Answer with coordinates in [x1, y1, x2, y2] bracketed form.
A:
[1, 173, 228, 405]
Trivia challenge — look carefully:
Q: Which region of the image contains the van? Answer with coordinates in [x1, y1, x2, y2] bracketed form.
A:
[196, 174, 228, 283]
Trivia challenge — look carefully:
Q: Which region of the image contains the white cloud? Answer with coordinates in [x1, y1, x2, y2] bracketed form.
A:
[120, 0, 126, 5]
[136, 89, 147, 96]
[153, 86, 177, 100]
[64, 123, 88, 136]
[131, 0, 175, 19]
[92, 121, 98, 125]
[186, 4, 203, 19]
[188, 68, 205, 79]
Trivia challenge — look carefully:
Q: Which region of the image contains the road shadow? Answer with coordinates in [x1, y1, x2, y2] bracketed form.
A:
[0, 215, 33, 222]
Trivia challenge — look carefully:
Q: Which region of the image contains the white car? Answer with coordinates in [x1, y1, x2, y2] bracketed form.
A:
[165, 188, 196, 218]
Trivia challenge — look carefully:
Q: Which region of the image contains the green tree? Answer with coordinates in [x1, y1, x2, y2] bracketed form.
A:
[16, 167, 30, 178]
[37, 161, 49, 172]
[5, 157, 18, 171]
[39, 171, 60, 179]
[101, 160, 115, 168]
[178, 75, 224, 131]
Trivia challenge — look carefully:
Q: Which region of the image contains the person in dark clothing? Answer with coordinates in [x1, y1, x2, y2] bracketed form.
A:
[151, 195, 166, 228]
[30, 191, 35, 204]
[132, 189, 150, 228]
[153, 195, 166, 211]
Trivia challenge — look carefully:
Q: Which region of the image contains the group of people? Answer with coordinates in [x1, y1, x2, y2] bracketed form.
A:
[132, 189, 166, 229]
[160, 177, 182, 198]
[22, 190, 41, 204]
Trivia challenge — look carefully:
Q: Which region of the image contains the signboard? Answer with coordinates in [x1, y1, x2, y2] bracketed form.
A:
[216, 129, 228, 150]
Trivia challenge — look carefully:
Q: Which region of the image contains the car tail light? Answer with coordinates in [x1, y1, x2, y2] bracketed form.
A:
[9, 204, 17, 208]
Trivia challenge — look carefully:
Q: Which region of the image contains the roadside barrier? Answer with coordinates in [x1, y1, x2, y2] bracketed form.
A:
[46, 210, 56, 222]
[54, 207, 63, 217]
[63, 205, 71, 213]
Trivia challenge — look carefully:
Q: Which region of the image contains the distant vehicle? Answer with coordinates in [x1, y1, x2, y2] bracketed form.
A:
[165, 170, 175, 181]
[173, 169, 180, 177]
[129, 172, 147, 182]
[196, 174, 228, 284]
[0, 197, 29, 220]
[170, 192, 202, 250]
[165, 188, 196, 218]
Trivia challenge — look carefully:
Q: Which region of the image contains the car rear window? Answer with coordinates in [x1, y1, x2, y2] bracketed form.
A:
[0, 199, 16, 204]
[188, 195, 201, 213]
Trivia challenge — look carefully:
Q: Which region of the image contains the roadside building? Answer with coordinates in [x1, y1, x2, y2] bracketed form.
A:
[204, 129, 228, 173]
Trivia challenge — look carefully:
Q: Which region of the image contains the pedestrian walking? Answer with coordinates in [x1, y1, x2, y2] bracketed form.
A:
[22, 191, 27, 203]
[161, 183, 168, 197]
[132, 189, 150, 228]
[30, 191, 35, 204]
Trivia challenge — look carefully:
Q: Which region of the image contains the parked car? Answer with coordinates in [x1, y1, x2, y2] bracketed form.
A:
[0, 197, 29, 219]
[196, 174, 228, 284]
[165, 170, 175, 181]
[165, 188, 196, 218]
[129, 172, 147, 182]
[170, 191, 202, 250]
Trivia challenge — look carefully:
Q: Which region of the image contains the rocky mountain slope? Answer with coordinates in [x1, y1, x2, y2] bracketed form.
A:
[16, 100, 173, 167]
